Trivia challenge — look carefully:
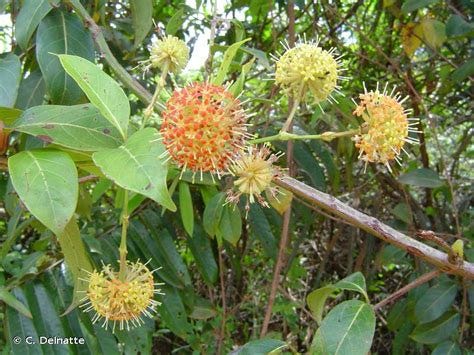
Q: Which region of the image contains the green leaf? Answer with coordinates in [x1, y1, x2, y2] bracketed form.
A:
[186, 225, 218, 285]
[392, 203, 412, 224]
[401, 0, 439, 13]
[421, 18, 446, 49]
[166, 7, 185, 36]
[15, 0, 55, 50]
[307, 285, 336, 324]
[130, 0, 153, 48]
[414, 279, 458, 324]
[58, 54, 129, 139]
[311, 300, 376, 355]
[93, 128, 176, 211]
[0, 107, 22, 125]
[398, 168, 444, 188]
[410, 310, 460, 344]
[8, 150, 78, 235]
[203, 192, 226, 236]
[212, 38, 251, 85]
[387, 298, 409, 331]
[292, 141, 326, 191]
[179, 181, 194, 236]
[0, 287, 32, 318]
[36, 10, 95, 105]
[159, 286, 193, 340]
[230, 339, 287, 355]
[334, 272, 369, 302]
[446, 15, 474, 38]
[58, 217, 94, 313]
[451, 58, 474, 82]
[0, 53, 21, 108]
[217, 205, 242, 245]
[229, 57, 254, 96]
[189, 297, 216, 320]
[15, 71, 46, 110]
[13, 104, 123, 151]
[432, 341, 462, 355]
[392, 322, 414, 355]
[241, 46, 271, 69]
[248, 204, 278, 259]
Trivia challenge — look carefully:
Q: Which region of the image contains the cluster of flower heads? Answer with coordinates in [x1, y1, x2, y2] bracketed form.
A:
[79, 260, 162, 332]
[352, 83, 419, 171]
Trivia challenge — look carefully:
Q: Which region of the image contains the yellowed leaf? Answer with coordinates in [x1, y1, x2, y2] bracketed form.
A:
[401, 22, 423, 57]
[266, 186, 293, 214]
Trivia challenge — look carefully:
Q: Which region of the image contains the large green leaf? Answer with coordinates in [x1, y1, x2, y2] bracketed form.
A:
[410, 310, 460, 344]
[230, 339, 287, 355]
[8, 150, 78, 235]
[58, 54, 129, 139]
[216, 204, 242, 245]
[130, 0, 153, 48]
[0, 53, 21, 108]
[16, 71, 46, 110]
[36, 10, 94, 105]
[414, 279, 458, 324]
[13, 104, 123, 151]
[398, 168, 444, 188]
[15, 0, 55, 50]
[166, 8, 185, 36]
[421, 18, 446, 49]
[93, 128, 175, 211]
[311, 300, 376, 355]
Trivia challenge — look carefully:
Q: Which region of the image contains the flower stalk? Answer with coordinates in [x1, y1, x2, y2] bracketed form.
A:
[250, 128, 360, 144]
[118, 189, 129, 281]
[141, 62, 169, 128]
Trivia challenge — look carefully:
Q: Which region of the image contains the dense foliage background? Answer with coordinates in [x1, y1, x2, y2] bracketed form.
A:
[0, 0, 473, 354]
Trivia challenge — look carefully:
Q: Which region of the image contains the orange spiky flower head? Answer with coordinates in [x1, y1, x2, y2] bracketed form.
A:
[160, 82, 250, 179]
[79, 260, 163, 332]
[352, 83, 419, 171]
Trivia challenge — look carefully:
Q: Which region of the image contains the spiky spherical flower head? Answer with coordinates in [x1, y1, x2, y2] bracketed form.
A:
[150, 35, 189, 74]
[160, 82, 250, 178]
[352, 83, 419, 171]
[274, 40, 341, 103]
[226, 145, 282, 212]
[80, 261, 162, 331]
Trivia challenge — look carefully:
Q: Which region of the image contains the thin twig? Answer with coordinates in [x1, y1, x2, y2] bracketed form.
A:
[373, 270, 440, 310]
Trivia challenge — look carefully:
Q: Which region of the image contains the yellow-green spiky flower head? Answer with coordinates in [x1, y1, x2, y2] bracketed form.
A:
[226, 145, 282, 213]
[352, 83, 419, 171]
[150, 35, 189, 74]
[274, 38, 342, 103]
[79, 260, 163, 332]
